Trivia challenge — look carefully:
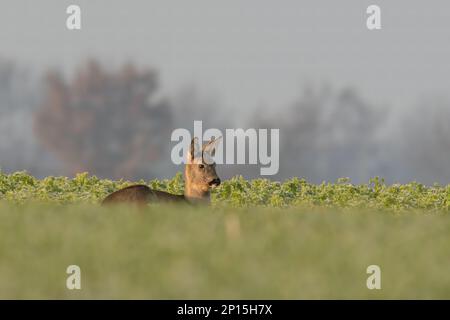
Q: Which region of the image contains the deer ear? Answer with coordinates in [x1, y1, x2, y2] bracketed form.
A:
[188, 137, 200, 163]
[203, 136, 222, 157]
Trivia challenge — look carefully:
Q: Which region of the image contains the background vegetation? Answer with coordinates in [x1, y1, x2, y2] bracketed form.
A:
[3, 58, 450, 184]
[2, 171, 450, 210]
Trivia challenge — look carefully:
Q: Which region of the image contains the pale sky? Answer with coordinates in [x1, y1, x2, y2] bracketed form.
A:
[1, 0, 449, 110]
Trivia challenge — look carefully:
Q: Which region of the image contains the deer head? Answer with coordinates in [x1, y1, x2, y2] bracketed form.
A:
[184, 137, 222, 201]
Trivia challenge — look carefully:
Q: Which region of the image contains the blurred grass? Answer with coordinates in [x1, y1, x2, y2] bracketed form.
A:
[0, 203, 449, 299]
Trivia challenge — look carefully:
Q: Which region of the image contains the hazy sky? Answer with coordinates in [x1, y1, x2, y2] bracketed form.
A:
[1, 0, 449, 110]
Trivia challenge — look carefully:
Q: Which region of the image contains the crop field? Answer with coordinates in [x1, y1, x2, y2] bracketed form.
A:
[1, 171, 450, 299]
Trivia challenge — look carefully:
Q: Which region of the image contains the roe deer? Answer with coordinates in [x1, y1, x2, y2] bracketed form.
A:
[102, 137, 221, 205]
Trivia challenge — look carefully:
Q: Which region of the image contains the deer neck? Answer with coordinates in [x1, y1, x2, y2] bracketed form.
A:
[184, 182, 211, 204]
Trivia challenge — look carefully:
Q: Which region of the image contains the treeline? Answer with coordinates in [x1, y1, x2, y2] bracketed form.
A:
[1, 58, 450, 184]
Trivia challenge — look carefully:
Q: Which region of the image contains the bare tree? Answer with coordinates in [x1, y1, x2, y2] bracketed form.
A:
[34, 60, 172, 179]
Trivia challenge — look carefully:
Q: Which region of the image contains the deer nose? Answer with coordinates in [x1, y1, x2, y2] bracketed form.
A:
[209, 178, 221, 186]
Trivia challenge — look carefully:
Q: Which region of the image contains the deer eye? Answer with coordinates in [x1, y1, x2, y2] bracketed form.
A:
[199, 164, 205, 169]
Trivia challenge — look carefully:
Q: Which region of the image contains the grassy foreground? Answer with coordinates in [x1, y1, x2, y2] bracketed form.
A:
[1, 171, 450, 298]
[0, 203, 449, 299]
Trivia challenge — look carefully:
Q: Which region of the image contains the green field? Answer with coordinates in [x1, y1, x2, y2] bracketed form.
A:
[1, 171, 450, 299]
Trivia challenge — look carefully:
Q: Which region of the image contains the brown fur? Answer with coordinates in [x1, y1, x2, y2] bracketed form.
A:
[102, 185, 186, 205]
[102, 137, 221, 206]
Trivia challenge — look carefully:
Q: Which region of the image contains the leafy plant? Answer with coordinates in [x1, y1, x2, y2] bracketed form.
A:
[1, 171, 449, 211]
